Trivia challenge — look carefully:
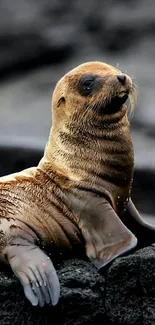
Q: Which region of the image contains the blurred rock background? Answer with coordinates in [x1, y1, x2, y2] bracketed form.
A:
[0, 0, 154, 218]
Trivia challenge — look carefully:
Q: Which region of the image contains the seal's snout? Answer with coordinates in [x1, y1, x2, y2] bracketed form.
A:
[117, 74, 126, 85]
[117, 73, 133, 98]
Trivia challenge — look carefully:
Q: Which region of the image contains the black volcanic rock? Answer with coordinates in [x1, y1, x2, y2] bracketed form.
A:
[1, 247, 155, 325]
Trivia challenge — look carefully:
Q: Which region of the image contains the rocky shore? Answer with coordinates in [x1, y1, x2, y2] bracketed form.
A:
[1, 246, 155, 325]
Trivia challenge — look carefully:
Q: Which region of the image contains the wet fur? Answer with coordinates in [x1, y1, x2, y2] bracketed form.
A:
[0, 60, 137, 258]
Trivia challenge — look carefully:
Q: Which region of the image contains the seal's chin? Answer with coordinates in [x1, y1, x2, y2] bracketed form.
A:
[102, 93, 128, 115]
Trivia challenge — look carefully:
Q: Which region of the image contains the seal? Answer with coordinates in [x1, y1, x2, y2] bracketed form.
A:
[0, 61, 154, 308]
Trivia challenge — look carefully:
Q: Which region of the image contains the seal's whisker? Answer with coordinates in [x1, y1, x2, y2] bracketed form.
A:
[127, 84, 138, 119]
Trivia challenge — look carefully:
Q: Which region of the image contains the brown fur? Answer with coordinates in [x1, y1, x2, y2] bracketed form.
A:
[0, 61, 137, 263]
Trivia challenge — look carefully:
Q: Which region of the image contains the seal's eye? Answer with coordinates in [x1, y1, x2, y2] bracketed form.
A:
[78, 74, 96, 96]
[83, 79, 94, 91]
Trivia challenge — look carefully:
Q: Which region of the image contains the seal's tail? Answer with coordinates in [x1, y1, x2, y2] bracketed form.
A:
[78, 197, 137, 269]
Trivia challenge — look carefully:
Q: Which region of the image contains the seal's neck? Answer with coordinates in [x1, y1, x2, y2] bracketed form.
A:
[39, 109, 134, 203]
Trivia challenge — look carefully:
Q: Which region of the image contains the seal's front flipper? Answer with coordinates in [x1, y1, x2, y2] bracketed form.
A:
[4, 239, 60, 307]
[121, 198, 155, 248]
[79, 197, 137, 269]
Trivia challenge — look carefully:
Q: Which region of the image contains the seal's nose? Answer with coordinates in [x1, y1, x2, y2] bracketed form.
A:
[117, 74, 126, 85]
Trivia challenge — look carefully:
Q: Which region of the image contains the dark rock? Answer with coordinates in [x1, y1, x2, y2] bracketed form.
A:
[0, 259, 105, 325]
[0, 146, 42, 177]
[132, 169, 155, 215]
[1, 247, 155, 324]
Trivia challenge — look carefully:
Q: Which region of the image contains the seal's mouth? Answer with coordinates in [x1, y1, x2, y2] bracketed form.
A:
[100, 93, 129, 115]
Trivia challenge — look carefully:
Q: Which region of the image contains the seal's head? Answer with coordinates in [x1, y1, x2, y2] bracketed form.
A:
[52, 61, 137, 127]
[42, 61, 136, 186]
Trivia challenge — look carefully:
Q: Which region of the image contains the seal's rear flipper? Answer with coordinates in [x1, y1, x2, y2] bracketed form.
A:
[79, 197, 137, 270]
[121, 198, 155, 248]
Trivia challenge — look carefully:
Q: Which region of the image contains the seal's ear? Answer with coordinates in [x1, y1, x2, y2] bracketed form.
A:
[57, 97, 65, 108]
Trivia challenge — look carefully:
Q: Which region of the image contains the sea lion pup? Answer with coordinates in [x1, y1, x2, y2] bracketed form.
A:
[0, 61, 155, 308]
